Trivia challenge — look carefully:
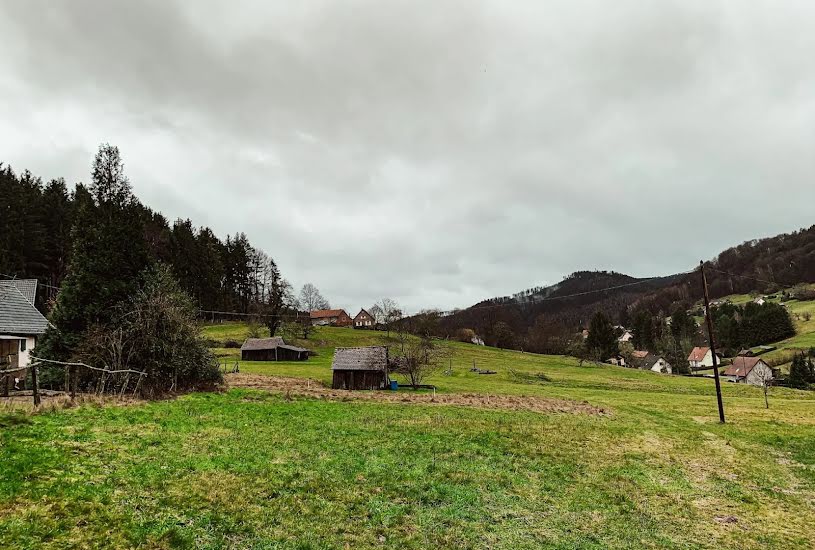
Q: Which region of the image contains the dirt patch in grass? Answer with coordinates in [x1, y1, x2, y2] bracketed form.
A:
[227, 373, 608, 416]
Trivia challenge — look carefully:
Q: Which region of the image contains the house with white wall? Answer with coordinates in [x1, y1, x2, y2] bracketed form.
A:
[723, 356, 774, 386]
[688, 346, 715, 371]
[0, 280, 50, 391]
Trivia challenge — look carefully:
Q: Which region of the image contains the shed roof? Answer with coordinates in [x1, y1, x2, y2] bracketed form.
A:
[723, 356, 766, 378]
[310, 309, 348, 319]
[277, 344, 309, 353]
[241, 337, 285, 351]
[0, 282, 49, 335]
[688, 346, 710, 362]
[331, 346, 388, 371]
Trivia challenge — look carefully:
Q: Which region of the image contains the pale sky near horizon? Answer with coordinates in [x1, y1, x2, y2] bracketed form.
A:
[2, 1, 814, 312]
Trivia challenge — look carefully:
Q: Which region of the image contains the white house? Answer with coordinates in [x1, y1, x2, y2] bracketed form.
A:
[688, 346, 715, 371]
[618, 330, 634, 343]
[0, 280, 50, 391]
[753, 297, 766, 306]
[723, 356, 773, 386]
[642, 353, 672, 374]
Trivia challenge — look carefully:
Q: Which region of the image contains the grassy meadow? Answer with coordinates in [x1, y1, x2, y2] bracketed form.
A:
[1, 324, 815, 548]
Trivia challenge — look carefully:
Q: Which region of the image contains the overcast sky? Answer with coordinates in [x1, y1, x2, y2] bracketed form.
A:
[2, 1, 814, 312]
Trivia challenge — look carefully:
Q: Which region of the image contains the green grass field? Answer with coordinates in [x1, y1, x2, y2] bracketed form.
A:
[2, 324, 815, 548]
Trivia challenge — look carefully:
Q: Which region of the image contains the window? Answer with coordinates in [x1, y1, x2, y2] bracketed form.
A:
[20, 339, 26, 352]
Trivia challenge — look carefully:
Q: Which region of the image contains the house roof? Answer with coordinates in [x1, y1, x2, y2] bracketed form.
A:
[331, 346, 388, 371]
[632, 350, 649, 359]
[0, 279, 37, 304]
[0, 282, 49, 335]
[310, 309, 347, 319]
[241, 337, 285, 351]
[641, 353, 669, 370]
[354, 308, 372, 320]
[723, 356, 767, 378]
[688, 347, 710, 362]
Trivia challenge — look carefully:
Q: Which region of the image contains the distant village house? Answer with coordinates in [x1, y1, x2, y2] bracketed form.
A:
[688, 346, 715, 371]
[310, 309, 352, 327]
[723, 356, 774, 386]
[353, 309, 375, 329]
[640, 353, 672, 374]
[240, 337, 309, 361]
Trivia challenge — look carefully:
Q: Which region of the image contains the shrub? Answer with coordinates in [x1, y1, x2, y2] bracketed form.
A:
[79, 264, 222, 396]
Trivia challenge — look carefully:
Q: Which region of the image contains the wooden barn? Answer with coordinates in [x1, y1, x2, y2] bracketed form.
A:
[240, 337, 309, 361]
[331, 346, 388, 390]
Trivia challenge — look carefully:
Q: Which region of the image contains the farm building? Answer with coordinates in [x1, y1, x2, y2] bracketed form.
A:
[240, 337, 309, 361]
[617, 330, 634, 343]
[310, 309, 352, 327]
[723, 356, 774, 386]
[0, 280, 50, 393]
[331, 346, 388, 390]
[353, 308, 376, 329]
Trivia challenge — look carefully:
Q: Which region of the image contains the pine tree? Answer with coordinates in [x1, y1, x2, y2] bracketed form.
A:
[586, 311, 618, 361]
[41, 145, 150, 358]
[789, 354, 811, 389]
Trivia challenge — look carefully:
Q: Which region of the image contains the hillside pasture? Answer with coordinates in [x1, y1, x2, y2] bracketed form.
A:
[1, 324, 814, 548]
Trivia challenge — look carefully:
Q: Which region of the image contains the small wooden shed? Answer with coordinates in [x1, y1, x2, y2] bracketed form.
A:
[240, 337, 309, 361]
[331, 346, 388, 390]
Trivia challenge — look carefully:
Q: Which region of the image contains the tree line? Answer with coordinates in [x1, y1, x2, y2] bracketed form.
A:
[1, 150, 292, 319]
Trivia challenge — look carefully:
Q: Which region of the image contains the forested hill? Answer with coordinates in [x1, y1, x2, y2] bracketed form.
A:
[440, 224, 815, 351]
[0, 154, 289, 315]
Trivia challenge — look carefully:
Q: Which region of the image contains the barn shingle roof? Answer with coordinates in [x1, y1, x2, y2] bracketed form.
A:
[331, 346, 388, 371]
[0, 281, 49, 335]
[241, 337, 285, 351]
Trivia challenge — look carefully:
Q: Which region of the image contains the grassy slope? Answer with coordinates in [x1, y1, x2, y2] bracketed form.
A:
[1, 324, 814, 548]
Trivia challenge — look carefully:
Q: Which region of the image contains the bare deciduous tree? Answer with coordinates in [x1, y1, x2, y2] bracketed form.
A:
[377, 298, 402, 337]
[300, 283, 330, 312]
[392, 338, 442, 386]
[756, 365, 775, 409]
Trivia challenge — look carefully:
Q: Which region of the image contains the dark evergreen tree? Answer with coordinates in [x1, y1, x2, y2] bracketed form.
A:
[631, 310, 655, 351]
[41, 145, 150, 358]
[789, 353, 811, 389]
[586, 311, 618, 360]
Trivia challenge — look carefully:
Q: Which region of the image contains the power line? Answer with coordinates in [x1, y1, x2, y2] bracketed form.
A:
[705, 267, 783, 288]
[0, 272, 61, 291]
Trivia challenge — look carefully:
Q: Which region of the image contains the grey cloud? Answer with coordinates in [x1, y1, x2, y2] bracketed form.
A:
[2, 0, 815, 312]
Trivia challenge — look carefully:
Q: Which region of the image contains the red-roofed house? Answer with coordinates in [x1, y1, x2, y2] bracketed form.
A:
[688, 346, 715, 371]
[310, 309, 352, 327]
[723, 356, 774, 386]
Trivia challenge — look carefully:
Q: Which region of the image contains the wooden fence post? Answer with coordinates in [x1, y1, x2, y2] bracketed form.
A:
[69, 365, 77, 400]
[31, 364, 41, 406]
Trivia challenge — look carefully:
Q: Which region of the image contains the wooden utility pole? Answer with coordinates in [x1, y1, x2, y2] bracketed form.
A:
[700, 261, 726, 424]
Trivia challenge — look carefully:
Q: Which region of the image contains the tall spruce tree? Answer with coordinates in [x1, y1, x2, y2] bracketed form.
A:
[789, 353, 811, 389]
[586, 311, 618, 361]
[41, 144, 150, 358]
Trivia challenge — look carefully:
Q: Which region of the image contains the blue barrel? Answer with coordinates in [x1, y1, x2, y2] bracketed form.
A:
[390, 380, 398, 391]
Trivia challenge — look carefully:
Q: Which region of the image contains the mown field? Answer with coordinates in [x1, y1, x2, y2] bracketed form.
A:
[1, 324, 815, 549]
